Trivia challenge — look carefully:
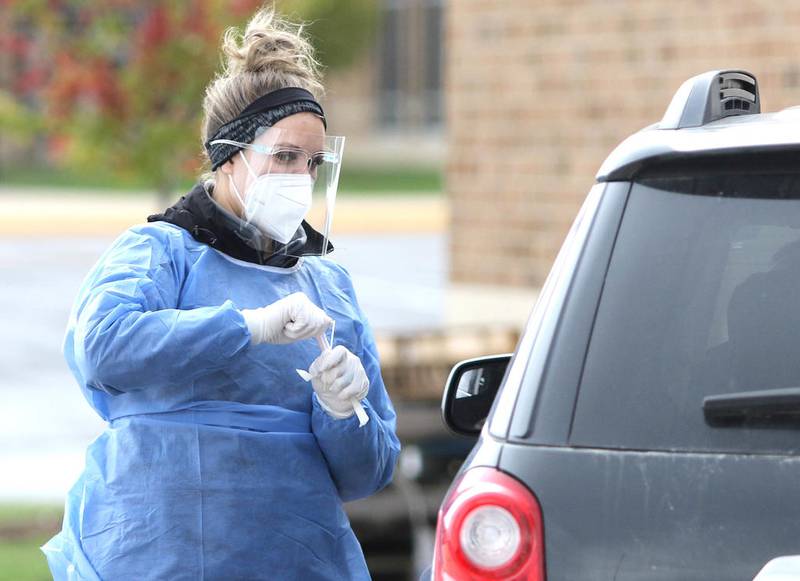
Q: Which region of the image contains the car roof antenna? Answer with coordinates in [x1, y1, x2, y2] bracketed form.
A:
[659, 70, 760, 130]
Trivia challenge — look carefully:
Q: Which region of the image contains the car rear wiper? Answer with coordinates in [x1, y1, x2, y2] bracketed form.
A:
[703, 387, 800, 426]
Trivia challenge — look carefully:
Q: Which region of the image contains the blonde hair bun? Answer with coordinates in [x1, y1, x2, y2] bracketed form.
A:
[221, 8, 322, 89]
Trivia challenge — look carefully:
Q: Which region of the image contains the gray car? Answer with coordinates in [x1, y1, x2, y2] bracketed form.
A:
[428, 70, 800, 580]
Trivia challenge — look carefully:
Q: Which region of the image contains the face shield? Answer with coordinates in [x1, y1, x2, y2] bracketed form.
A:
[210, 125, 345, 260]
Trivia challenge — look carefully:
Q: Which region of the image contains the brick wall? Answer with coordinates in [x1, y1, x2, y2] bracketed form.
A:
[447, 1, 800, 287]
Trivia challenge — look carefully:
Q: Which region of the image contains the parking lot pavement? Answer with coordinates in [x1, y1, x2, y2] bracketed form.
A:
[0, 189, 535, 501]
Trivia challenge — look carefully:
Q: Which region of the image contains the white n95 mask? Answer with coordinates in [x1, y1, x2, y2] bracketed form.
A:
[243, 173, 313, 244]
[230, 151, 313, 244]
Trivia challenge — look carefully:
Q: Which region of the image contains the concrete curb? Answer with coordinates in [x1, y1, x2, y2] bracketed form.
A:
[0, 187, 447, 236]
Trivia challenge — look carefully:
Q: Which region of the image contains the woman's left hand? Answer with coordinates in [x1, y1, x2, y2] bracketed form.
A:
[309, 345, 370, 419]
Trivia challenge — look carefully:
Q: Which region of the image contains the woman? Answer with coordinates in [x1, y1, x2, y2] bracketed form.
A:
[43, 8, 400, 580]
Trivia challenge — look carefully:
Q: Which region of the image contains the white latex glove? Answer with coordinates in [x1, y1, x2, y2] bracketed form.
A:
[241, 292, 332, 345]
[309, 345, 370, 419]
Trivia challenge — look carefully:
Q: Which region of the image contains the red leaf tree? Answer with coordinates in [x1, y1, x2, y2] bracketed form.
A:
[3, 0, 262, 196]
[2, 0, 376, 195]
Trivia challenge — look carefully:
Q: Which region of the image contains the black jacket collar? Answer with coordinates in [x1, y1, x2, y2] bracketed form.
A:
[147, 182, 333, 267]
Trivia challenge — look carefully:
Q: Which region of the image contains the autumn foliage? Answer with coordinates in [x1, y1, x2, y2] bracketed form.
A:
[2, 0, 377, 193]
[3, 0, 264, 193]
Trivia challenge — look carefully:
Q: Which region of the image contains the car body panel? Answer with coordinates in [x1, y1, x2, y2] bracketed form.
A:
[489, 183, 606, 442]
[597, 110, 800, 182]
[510, 181, 629, 446]
[498, 443, 800, 581]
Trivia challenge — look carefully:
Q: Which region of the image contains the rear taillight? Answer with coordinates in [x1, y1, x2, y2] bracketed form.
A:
[433, 467, 544, 581]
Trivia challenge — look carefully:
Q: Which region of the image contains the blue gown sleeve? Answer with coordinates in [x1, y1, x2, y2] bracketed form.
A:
[310, 275, 401, 503]
[69, 224, 251, 395]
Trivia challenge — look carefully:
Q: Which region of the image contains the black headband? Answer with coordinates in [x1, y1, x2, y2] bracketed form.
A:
[204, 87, 326, 171]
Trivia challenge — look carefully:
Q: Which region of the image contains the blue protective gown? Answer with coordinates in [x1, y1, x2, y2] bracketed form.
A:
[42, 221, 401, 580]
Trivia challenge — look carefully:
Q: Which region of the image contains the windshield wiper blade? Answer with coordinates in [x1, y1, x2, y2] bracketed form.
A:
[703, 387, 800, 425]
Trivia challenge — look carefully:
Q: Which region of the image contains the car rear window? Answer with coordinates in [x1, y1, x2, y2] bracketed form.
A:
[571, 173, 800, 454]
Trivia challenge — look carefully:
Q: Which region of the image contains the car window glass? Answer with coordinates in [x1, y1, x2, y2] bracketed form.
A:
[571, 174, 800, 454]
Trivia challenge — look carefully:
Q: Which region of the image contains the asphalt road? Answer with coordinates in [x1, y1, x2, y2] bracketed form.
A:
[0, 233, 446, 500]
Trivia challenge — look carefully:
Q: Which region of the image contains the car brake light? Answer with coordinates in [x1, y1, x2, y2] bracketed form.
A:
[433, 467, 545, 580]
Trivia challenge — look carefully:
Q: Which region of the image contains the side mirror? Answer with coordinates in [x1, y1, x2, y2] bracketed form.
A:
[441, 354, 512, 437]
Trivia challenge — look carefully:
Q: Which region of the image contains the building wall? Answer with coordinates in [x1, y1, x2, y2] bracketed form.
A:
[324, 0, 446, 168]
[324, 49, 446, 169]
[447, 1, 800, 287]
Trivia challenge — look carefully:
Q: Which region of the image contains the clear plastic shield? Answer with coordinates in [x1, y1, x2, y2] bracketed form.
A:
[211, 126, 345, 260]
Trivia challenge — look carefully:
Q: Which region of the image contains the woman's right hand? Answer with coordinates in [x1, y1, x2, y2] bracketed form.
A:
[241, 292, 332, 345]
